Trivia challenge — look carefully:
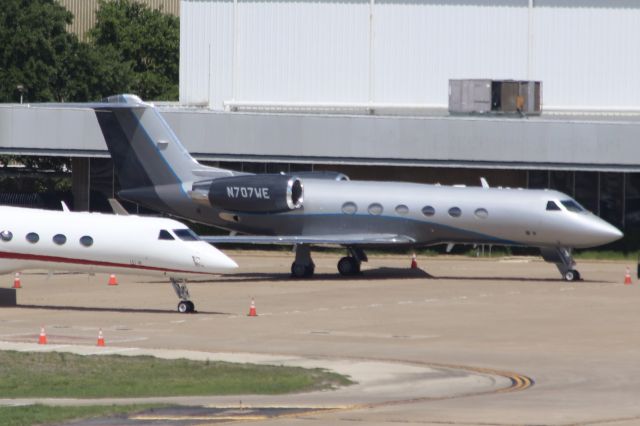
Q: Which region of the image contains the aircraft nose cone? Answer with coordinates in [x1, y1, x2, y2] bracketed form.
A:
[593, 220, 623, 245]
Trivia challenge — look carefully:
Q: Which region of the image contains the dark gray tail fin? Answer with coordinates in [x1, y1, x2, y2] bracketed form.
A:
[94, 95, 203, 190]
[93, 94, 226, 191]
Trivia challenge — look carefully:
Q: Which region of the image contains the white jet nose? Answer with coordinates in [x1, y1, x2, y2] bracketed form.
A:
[202, 247, 238, 270]
[591, 218, 623, 246]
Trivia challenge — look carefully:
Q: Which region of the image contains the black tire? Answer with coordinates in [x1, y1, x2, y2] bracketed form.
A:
[178, 301, 190, 313]
[564, 270, 576, 282]
[291, 262, 307, 278]
[304, 264, 315, 277]
[186, 301, 195, 312]
[572, 270, 581, 281]
[338, 257, 359, 276]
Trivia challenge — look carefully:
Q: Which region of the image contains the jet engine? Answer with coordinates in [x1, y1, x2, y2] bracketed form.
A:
[191, 174, 303, 213]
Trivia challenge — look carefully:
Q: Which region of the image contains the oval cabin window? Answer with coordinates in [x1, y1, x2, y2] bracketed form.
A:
[395, 204, 409, 215]
[26, 232, 39, 244]
[53, 234, 67, 245]
[448, 207, 462, 218]
[368, 203, 383, 215]
[80, 236, 94, 247]
[342, 202, 358, 215]
[421, 206, 435, 217]
[0, 230, 12, 242]
[474, 208, 489, 219]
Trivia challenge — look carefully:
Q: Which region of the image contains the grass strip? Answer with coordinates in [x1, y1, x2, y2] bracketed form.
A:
[0, 404, 163, 426]
[0, 351, 353, 398]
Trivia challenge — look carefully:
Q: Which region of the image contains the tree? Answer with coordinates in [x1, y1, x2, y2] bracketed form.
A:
[89, 0, 179, 101]
[0, 0, 131, 102]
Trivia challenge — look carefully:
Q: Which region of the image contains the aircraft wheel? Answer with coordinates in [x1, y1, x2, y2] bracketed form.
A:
[564, 269, 580, 282]
[186, 301, 195, 312]
[304, 264, 315, 277]
[338, 257, 359, 276]
[291, 262, 308, 278]
[178, 301, 191, 313]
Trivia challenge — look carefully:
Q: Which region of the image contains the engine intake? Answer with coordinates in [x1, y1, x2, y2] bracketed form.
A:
[191, 174, 303, 213]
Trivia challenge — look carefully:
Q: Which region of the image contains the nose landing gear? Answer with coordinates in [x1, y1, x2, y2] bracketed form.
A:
[171, 278, 195, 313]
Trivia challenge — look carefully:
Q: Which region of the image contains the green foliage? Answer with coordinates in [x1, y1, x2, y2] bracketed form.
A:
[89, 0, 179, 100]
[0, 351, 352, 398]
[0, 404, 163, 426]
[0, 0, 178, 102]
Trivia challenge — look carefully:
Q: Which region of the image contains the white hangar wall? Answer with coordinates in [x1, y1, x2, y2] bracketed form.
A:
[180, 0, 640, 111]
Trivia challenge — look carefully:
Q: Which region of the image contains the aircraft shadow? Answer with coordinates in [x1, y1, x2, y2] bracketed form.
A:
[16, 304, 231, 315]
[214, 267, 434, 283]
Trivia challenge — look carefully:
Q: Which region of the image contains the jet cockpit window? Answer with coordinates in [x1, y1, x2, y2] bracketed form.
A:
[546, 201, 561, 211]
[0, 230, 12, 242]
[158, 230, 175, 240]
[561, 200, 584, 213]
[174, 229, 200, 241]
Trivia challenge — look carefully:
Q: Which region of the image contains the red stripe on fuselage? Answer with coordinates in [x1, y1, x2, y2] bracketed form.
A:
[0, 251, 210, 275]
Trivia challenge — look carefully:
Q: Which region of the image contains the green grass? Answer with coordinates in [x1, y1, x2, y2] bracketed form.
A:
[0, 351, 353, 398]
[0, 404, 162, 426]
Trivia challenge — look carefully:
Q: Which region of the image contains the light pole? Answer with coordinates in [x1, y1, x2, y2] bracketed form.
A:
[16, 84, 25, 104]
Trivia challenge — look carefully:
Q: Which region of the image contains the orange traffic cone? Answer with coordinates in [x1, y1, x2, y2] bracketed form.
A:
[410, 253, 418, 269]
[97, 329, 105, 347]
[38, 326, 47, 345]
[248, 298, 257, 317]
[108, 274, 118, 286]
[12, 272, 21, 289]
[624, 267, 632, 285]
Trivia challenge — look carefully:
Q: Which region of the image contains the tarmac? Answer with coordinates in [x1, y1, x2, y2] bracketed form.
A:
[0, 250, 639, 425]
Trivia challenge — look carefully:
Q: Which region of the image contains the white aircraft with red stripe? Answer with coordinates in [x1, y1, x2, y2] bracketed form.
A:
[0, 205, 237, 313]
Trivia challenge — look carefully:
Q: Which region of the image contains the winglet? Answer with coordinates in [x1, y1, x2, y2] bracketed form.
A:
[480, 177, 490, 189]
[108, 199, 130, 215]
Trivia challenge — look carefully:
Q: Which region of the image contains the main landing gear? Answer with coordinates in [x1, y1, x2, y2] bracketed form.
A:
[171, 278, 195, 313]
[540, 247, 581, 282]
[290, 245, 368, 278]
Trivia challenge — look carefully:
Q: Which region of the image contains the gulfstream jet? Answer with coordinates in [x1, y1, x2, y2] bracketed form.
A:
[90, 95, 622, 281]
[0, 204, 237, 312]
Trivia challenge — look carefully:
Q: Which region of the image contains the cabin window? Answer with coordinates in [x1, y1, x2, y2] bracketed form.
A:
[174, 229, 199, 241]
[80, 236, 94, 247]
[368, 203, 383, 215]
[395, 204, 409, 215]
[26, 232, 39, 243]
[561, 200, 584, 213]
[0, 230, 12, 242]
[158, 230, 175, 240]
[546, 201, 561, 211]
[474, 208, 489, 219]
[448, 207, 462, 218]
[341, 202, 357, 215]
[421, 206, 435, 217]
[52, 234, 67, 245]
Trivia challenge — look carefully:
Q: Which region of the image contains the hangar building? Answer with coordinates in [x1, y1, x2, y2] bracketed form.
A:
[2, 0, 640, 248]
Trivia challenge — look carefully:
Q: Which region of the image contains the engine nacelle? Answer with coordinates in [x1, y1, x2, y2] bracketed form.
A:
[191, 174, 303, 213]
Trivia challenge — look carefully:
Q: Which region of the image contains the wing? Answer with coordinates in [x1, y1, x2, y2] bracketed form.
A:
[200, 233, 415, 246]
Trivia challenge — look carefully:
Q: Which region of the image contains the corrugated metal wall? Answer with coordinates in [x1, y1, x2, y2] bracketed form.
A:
[58, 0, 179, 40]
[180, 0, 640, 111]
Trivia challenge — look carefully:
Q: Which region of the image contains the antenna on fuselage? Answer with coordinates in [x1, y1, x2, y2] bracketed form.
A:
[480, 177, 490, 189]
